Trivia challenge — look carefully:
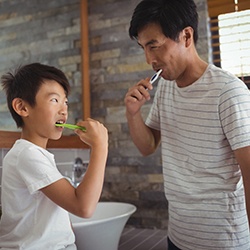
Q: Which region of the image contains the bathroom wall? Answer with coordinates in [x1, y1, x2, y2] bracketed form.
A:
[0, 0, 83, 131]
[0, 0, 87, 211]
[88, 0, 210, 229]
[0, 0, 210, 229]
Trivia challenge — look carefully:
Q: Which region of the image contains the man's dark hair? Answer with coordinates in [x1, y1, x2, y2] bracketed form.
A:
[129, 0, 198, 44]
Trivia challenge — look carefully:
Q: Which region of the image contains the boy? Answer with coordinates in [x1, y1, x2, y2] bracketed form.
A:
[0, 63, 108, 249]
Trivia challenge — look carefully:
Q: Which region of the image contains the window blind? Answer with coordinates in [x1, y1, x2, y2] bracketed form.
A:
[207, 0, 250, 86]
[207, 0, 250, 17]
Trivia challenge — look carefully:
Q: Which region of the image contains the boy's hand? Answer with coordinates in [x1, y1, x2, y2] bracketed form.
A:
[74, 118, 108, 148]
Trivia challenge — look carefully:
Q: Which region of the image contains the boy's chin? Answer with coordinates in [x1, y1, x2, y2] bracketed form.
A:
[50, 134, 63, 141]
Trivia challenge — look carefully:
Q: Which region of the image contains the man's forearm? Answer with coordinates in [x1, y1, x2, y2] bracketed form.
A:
[126, 112, 157, 156]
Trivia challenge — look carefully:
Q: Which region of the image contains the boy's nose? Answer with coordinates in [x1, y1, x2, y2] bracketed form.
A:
[60, 106, 68, 116]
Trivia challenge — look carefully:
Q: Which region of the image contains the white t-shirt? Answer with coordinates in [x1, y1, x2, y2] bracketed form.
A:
[0, 139, 76, 250]
[146, 64, 250, 249]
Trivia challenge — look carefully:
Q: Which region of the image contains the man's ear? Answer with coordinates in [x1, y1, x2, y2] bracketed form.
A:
[12, 98, 29, 117]
[183, 27, 193, 47]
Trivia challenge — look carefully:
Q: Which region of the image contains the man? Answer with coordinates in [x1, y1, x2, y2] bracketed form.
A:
[124, 0, 250, 249]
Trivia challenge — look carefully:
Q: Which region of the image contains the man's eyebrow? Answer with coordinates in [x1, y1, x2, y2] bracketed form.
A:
[137, 39, 158, 48]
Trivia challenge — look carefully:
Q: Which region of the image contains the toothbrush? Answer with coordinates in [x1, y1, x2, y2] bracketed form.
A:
[150, 69, 162, 85]
[55, 123, 86, 132]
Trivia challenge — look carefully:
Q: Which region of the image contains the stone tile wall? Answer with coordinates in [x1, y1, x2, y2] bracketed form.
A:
[88, 0, 209, 229]
[0, 0, 83, 131]
[0, 0, 210, 229]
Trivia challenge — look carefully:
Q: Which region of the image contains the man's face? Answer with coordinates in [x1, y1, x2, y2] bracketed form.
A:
[137, 22, 188, 81]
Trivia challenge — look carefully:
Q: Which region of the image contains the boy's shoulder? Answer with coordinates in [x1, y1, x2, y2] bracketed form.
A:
[5, 139, 51, 161]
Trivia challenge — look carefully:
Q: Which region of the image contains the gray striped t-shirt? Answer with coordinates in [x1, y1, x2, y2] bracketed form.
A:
[146, 64, 250, 249]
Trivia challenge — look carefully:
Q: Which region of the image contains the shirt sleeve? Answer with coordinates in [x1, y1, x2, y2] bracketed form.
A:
[219, 78, 250, 150]
[16, 146, 63, 194]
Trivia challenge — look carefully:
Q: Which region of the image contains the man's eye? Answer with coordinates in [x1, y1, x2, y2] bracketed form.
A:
[150, 46, 159, 50]
[65, 100, 68, 105]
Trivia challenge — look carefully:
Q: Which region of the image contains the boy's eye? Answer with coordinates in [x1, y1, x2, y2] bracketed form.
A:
[51, 98, 58, 102]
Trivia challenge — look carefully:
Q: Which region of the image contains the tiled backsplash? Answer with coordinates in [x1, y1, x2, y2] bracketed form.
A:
[0, 148, 90, 208]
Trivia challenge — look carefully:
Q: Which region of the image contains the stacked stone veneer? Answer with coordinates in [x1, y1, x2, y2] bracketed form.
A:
[0, 0, 82, 133]
[88, 0, 210, 229]
[0, 0, 210, 229]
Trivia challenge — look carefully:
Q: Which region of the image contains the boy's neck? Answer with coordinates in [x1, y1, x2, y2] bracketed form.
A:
[21, 130, 48, 149]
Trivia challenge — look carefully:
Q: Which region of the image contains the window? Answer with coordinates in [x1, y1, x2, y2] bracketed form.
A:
[208, 0, 250, 87]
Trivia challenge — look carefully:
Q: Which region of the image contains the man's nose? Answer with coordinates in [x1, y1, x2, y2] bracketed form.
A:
[145, 50, 156, 65]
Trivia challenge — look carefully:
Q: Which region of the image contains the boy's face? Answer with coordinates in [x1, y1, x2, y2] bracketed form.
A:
[22, 80, 68, 148]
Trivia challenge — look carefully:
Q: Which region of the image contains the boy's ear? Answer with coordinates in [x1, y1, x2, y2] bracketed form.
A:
[12, 98, 29, 117]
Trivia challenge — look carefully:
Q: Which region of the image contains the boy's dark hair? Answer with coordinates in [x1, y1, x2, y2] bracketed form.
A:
[1, 63, 70, 128]
[129, 0, 198, 44]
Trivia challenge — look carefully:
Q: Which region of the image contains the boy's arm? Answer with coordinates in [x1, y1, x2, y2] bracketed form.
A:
[41, 118, 108, 218]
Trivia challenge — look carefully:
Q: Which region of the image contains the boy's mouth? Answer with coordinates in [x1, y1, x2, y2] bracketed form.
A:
[55, 120, 65, 126]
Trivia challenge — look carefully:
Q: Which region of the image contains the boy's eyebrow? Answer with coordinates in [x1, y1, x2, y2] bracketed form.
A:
[47, 92, 60, 97]
[47, 92, 67, 98]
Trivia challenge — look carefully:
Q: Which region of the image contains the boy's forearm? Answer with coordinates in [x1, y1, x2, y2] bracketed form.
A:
[76, 145, 108, 217]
